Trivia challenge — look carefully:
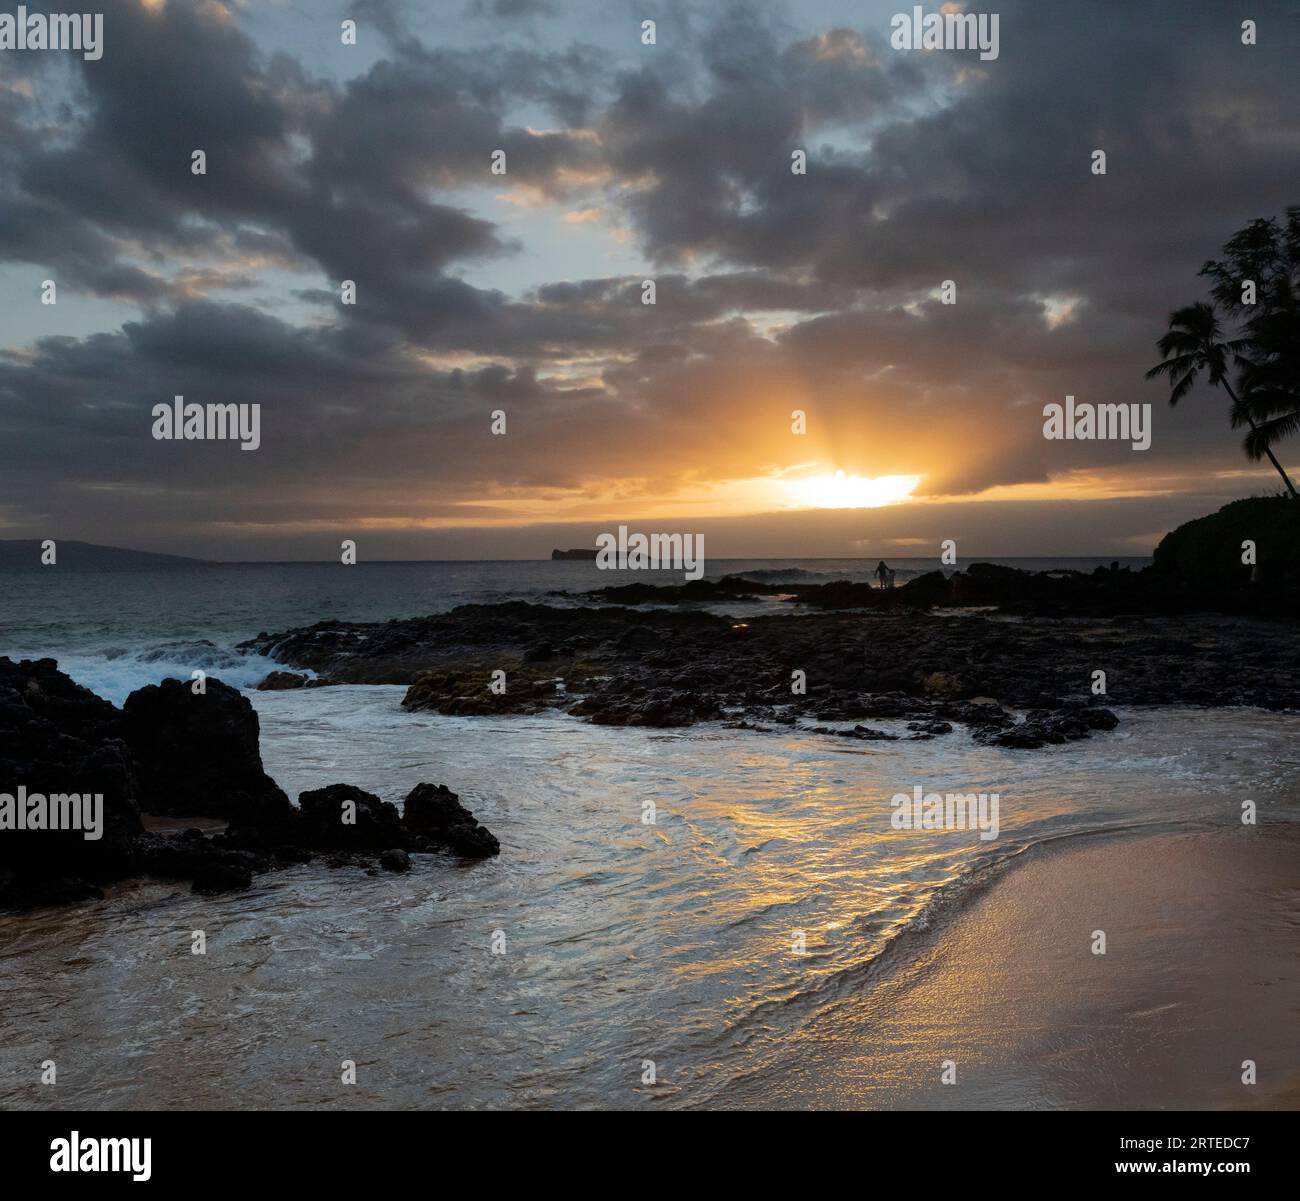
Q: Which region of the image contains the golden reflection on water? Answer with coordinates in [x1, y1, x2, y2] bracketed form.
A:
[2, 699, 1296, 1110]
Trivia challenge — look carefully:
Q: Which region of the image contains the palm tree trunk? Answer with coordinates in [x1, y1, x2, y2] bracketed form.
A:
[1223, 380, 1300, 499]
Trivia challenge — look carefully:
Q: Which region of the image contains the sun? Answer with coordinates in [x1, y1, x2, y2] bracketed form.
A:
[782, 470, 922, 509]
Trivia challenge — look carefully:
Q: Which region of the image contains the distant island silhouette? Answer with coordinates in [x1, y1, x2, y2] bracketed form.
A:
[0, 540, 206, 568]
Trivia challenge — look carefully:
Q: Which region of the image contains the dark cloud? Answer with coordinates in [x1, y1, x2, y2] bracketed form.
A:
[0, 0, 1296, 555]
[467, 0, 559, 18]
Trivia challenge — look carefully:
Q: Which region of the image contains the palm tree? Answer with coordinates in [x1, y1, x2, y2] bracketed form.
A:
[1197, 208, 1300, 488]
[1236, 306, 1300, 467]
[1145, 301, 1299, 498]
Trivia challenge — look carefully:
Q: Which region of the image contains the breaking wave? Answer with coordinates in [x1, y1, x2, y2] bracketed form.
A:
[7, 640, 283, 705]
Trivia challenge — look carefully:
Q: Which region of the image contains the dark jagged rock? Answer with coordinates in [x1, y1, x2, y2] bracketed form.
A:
[908, 720, 954, 735]
[0, 656, 123, 745]
[136, 828, 268, 883]
[239, 601, 726, 684]
[192, 861, 255, 894]
[974, 703, 1120, 749]
[266, 596, 1290, 750]
[583, 577, 762, 605]
[257, 671, 309, 690]
[569, 685, 724, 727]
[782, 579, 880, 609]
[809, 724, 898, 741]
[224, 554, 1300, 758]
[0, 657, 143, 908]
[293, 781, 500, 860]
[849, 725, 898, 741]
[122, 678, 295, 830]
[816, 691, 926, 722]
[544, 530, 1300, 617]
[898, 570, 951, 605]
[379, 848, 412, 873]
[1069, 703, 1120, 730]
[297, 784, 406, 851]
[1, 657, 501, 908]
[403, 782, 500, 858]
[402, 669, 551, 715]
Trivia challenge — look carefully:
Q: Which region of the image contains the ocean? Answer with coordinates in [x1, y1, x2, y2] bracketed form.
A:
[4, 556, 1296, 1109]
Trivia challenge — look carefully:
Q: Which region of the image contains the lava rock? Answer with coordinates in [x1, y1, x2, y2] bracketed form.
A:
[297, 784, 407, 851]
[0, 657, 144, 907]
[907, 720, 954, 735]
[192, 862, 254, 894]
[379, 848, 412, 872]
[123, 677, 295, 830]
[402, 782, 500, 858]
[257, 671, 309, 690]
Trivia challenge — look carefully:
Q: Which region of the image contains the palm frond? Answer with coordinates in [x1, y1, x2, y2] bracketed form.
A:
[1244, 410, 1300, 460]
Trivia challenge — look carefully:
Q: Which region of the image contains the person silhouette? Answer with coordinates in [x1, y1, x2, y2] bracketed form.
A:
[875, 560, 890, 589]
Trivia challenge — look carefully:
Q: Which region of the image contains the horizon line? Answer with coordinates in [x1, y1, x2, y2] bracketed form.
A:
[2, 553, 1156, 566]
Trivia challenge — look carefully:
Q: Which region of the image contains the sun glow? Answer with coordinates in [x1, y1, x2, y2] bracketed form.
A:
[782, 470, 922, 509]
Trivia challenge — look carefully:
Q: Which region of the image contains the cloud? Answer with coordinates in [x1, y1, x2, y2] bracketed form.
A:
[0, 0, 1296, 555]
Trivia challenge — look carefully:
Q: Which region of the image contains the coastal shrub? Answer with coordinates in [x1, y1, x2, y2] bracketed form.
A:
[1153, 496, 1300, 587]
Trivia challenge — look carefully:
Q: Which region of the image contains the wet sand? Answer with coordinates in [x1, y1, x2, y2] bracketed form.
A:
[742, 826, 1300, 1109]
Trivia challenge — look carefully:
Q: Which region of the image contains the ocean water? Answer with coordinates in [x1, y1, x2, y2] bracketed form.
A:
[0, 696, 1295, 1109]
[9, 555, 1295, 1110]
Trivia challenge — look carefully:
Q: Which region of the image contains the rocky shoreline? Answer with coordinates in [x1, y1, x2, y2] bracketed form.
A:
[8, 563, 1298, 909]
[0, 658, 499, 910]
[238, 563, 1300, 747]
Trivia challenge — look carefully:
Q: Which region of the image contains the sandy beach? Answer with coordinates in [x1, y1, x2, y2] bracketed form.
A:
[738, 825, 1300, 1109]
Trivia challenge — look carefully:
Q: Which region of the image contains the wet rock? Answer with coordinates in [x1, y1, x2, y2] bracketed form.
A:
[976, 701, 1122, 749]
[858, 693, 928, 719]
[210, 566, 1300, 757]
[297, 784, 406, 851]
[979, 723, 1047, 750]
[0, 657, 144, 907]
[569, 684, 723, 728]
[272, 843, 314, 864]
[192, 862, 254, 894]
[587, 579, 762, 605]
[257, 671, 308, 690]
[851, 724, 898, 740]
[137, 829, 266, 884]
[1, 659, 503, 907]
[808, 723, 898, 740]
[1069, 704, 1119, 730]
[402, 669, 548, 715]
[907, 720, 953, 735]
[122, 677, 295, 830]
[402, 782, 500, 858]
[938, 700, 1011, 729]
[903, 571, 951, 605]
[379, 848, 412, 873]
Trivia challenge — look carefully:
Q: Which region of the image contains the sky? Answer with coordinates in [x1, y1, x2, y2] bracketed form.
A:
[1, 0, 1297, 560]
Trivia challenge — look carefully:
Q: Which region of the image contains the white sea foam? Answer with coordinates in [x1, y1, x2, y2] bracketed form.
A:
[6, 643, 287, 705]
